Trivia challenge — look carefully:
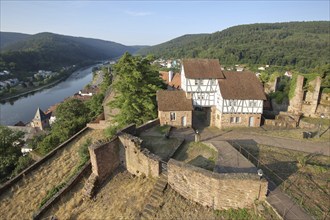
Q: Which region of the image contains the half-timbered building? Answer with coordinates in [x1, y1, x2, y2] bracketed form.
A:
[181, 59, 266, 128]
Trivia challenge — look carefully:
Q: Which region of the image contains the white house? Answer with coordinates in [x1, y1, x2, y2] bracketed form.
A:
[181, 59, 266, 128]
[284, 71, 293, 78]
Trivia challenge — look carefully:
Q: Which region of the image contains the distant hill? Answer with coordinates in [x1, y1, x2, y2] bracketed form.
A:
[0, 32, 31, 49]
[138, 33, 208, 57]
[137, 21, 330, 69]
[0, 32, 145, 71]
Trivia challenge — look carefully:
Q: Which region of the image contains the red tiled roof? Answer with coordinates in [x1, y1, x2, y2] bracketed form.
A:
[170, 73, 181, 89]
[160, 71, 169, 83]
[218, 71, 266, 100]
[182, 59, 224, 79]
[160, 71, 181, 89]
[157, 90, 193, 111]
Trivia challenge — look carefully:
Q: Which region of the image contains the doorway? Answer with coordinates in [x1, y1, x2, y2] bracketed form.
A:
[181, 116, 187, 127]
[249, 116, 255, 127]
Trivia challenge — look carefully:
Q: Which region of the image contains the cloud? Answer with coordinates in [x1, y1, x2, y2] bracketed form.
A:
[125, 10, 153, 17]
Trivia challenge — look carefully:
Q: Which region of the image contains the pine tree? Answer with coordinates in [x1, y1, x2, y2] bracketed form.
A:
[109, 53, 166, 126]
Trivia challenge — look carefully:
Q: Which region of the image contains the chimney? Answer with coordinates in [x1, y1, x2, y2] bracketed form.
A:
[169, 70, 174, 83]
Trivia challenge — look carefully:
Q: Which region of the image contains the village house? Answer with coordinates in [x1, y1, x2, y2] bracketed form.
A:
[159, 70, 181, 90]
[0, 70, 10, 76]
[177, 58, 266, 128]
[157, 90, 193, 127]
[31, 108, 51, 130]
[284, 71, 293, 78]
[78, 85, 99, 96]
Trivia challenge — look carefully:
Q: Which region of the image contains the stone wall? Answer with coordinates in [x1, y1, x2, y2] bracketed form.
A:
[315, 104, 330, 118]
[220, 113, 261, 128]
[33, 162, 91, 220]
[136, 119, 160, 135]
[0, 127, 89, 196]
[167, 159, 268, 210]
[118, 124, 136, 135]
[288, 75, 304, 114]
[159, 110, 192, 127]
[87, 120, 108, 130]
[89, 138, 120, 182]
[299, 120, 318, 129]
[288, 76, 329, 118]
[320, 92, 330, 105]
[119, 133, 161, 178]
[211, 108, 261, 128]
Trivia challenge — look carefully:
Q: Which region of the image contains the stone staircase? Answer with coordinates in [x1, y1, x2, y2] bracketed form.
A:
[136, 170, 168, 220]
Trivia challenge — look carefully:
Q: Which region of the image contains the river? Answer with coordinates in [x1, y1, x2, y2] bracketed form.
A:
[0, 66, 96, 126]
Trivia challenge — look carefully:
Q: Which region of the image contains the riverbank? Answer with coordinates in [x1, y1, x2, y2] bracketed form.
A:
[0, 64, 99, 103]
[0, 77, 68, 102]
[0, 66, 96, 125]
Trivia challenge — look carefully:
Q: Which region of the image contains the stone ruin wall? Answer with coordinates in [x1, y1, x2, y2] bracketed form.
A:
[167, 159, 268, 210]
[88, 120, 162, 185]
[288, 76, 329, 118]
[87, 120, 268, 210]
[118, 133, 161, 178]
[288, 75, 304, 114]
[89, 138, 121, 183]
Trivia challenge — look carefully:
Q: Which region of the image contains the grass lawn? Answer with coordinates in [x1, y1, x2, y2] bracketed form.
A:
[41, 169, 156, 219]
[140, 125, 171, 137]
[140, 136, 182, 161]
[231, 143, 330, 219]
[173, 141, 218, 171]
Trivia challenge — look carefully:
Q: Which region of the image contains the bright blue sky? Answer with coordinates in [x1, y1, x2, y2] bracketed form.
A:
[1, 1, 329, 46]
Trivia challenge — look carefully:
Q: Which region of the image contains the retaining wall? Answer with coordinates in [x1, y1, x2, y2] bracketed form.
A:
[136, 118, 160, 135]
[0, 127, 89, 196]
[33, 161, 91, 220]
[167, 159, 268, 210]
[119, 133, 161, 178]
[89, 137, 120, 182]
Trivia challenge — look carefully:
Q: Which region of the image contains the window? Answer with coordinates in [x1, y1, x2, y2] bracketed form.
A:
[170, 112, 176, 121]
[211, 79, 215, 85]
[230, 117, 235, 123]
[249, 101, 257, 107]
[194, 79, 203, 85]
[230, 117, 241, 124]
[229, 100, 237, 106]
[217, 114, 220, 120]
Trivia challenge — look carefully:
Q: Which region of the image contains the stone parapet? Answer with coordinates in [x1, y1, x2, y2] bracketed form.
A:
[168, 159, 268, 210]
[89, 138, 120, 182]
[119, 133, 161, 178]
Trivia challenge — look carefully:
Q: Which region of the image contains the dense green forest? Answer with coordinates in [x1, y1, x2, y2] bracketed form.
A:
[0, 32, 144, 72]
[138, 21, 330, 70]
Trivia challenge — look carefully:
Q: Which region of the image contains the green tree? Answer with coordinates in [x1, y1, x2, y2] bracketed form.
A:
[0, 126, 24, 182]
[86, 93, 105, 119]
[109, 53, 166, 127]
[36, 99, 91, 155]
[52, 98, 90, 139]
[100, 66, 112, 93]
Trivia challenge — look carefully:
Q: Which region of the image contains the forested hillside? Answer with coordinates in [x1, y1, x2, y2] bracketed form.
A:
[0, 32, 30, 49]
[0, 32, 143, 72]
[138, 21, 330, 70]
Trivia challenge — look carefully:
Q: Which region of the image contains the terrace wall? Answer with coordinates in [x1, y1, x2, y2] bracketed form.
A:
[119, 133, 161, 178]
[89, 138, 120, 183]
[167, 159, 268, 210]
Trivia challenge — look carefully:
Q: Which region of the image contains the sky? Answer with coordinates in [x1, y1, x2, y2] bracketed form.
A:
[1, 1, 329, 46]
